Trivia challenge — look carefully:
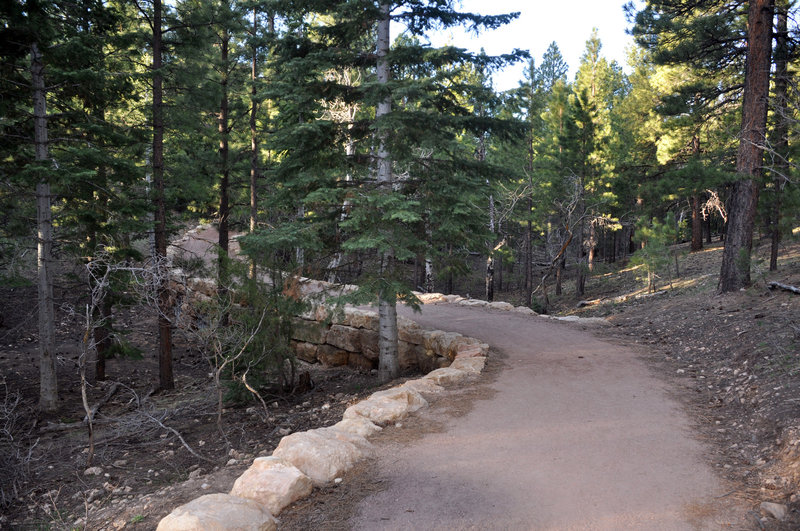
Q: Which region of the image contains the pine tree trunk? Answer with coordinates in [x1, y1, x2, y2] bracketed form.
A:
[152, 0, 173, 390]
[576, 217, 586, 296]
[485, 193, 495, 302]
[690, 194, 703, 252]
[93, 299, 112, 382]
[769, 1, 789, 271]
[719, 0, 774, 292]
[249, 10, 259, 237]
[218, 32, 230, 288]
[376, 2, 398, 383]
[32, 43, 58, 412]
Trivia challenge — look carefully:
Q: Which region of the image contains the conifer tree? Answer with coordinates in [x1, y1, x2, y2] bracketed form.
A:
[245, 0, 524, 381]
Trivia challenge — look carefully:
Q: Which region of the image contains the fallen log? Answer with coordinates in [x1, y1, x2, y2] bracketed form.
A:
[768, 281, 800, 295]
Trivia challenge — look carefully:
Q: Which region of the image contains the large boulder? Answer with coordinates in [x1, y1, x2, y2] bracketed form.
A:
[326, 324, 361, 352]
[338, 308, 378, 330]
[272, 428, 366, 485]
[156, 493, 276, 531]
[424, 367, 470, 386]
[400, 378, 444, 395]
[449, 357, 486, 374]
[290, 318, 328, 344]
[316, 345, 349, 367]
[342, 387, 427, 426]
[331, 417, 383, 439]
[398, 341, 423, 370]
[358, 329, 380, 360]
[291, 341, 318, 363]
[230, 457, 313, 516]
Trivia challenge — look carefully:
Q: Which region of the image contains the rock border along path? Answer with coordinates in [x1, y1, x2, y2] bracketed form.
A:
[156, 293, 546, 530]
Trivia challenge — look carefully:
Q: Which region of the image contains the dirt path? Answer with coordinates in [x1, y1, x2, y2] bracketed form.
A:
[335, 303, 749, 530]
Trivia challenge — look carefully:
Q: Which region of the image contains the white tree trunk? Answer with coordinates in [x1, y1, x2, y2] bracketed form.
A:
[376, 2, 398, 383]
[32, 42, 58, 412]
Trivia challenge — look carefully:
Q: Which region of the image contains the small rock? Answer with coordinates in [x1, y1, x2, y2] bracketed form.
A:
[279, 428, 291, 436]
[760, 501, 787, 521]
[334, 477, 343, 484]
[226, 459, 238, 466]
[112, 460, 127, 467]
[189, 469, 203, 479]
[83, 467, 103, 476]
[200, 483, 210, 490]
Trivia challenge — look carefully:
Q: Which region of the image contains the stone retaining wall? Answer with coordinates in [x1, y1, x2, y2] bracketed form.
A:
[289, 305, 488, 374]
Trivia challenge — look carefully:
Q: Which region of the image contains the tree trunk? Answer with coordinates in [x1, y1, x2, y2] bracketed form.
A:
[719, 0, 774, 292]
[31, 43, 58, 412]
[249, 10, 259, 238]
[93, 298, 112, 382]
[690, 194, 703, 252]
[555, 255, 564, 295]
[485, 192, 495, 302]
[152, 0, 173, 390]
[218, 31, 230, 288]
[769, 0, 789, 271]
[576, 217, 586, 296]
[375, 2, 398, 383]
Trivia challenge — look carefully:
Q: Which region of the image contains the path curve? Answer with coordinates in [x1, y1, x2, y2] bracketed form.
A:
[345, 303, 746, 530]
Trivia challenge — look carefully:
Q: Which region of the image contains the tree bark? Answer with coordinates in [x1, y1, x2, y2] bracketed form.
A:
[375, 2, 398, 383]
[769, 0, 789, 271]
[690, 194, 703, 252]
[31, 43, 58, 412]
[719, 0, 774, 292]
[152, 0, 173, 390]
[218, 30, 230, 288]
[249, 10, 259, 238]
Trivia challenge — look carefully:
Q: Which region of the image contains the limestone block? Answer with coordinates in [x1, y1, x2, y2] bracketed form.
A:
[398, 341, 423, 369]
[230, 457, 313, 516]
[317, 345, 349, 367]
[272, 429, 365, 485]
[156, 493, 276, 531]
[398, 325, 426, 345]
[414, 292, 445, 303]
[443, 295, 465, 303]
[331, 417, 383, 439]
[314, 425, 372, 450]
[449, 357, 486, 374]
[426, 331, 467, 360]
[298, 304, 330, 322]
[455, 344, 486, 359]
[342, 387, 427, 426]
[417, 349, 447, 374]
[459, 299, 489, 307]
[358, 329, 380, 360]
[399, 378, 444, 395]
[290, 318, 328, 344]
[397, 315, 419, 330]
[291, 341, 318, 363]
[326, 325, 361, 352]
[340, 308, 379, 330]
[424, 367, 469, 386]
[512, 306, 538, 316]
[488, 301, 515, 311]
[347, 352, 375, 372]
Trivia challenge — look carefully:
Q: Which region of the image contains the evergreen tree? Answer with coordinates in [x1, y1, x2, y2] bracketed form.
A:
[243, 0, 525, 381]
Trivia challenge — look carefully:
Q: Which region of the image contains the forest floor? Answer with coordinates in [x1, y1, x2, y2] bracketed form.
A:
[0, 234, 798, 529]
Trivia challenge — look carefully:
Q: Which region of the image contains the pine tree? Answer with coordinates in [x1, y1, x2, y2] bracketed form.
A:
[244, 0, 525, 381]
